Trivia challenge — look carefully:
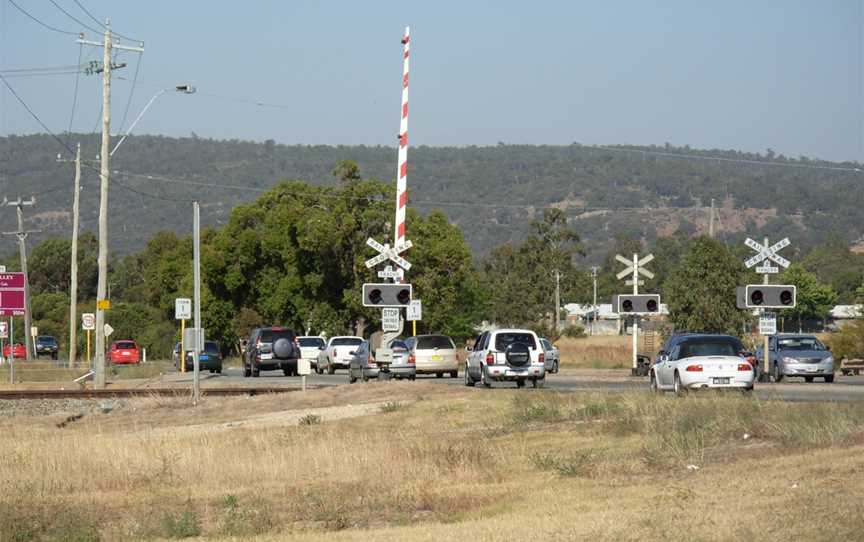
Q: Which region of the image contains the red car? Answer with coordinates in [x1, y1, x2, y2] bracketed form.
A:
[109, 340, 141, 364]
[3, 343, 26, 359]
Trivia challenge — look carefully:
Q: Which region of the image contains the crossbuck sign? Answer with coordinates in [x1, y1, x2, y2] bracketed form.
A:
[616, 253, 654, 287]
[365, 238, 413, 271]
[745, 237, 790, 274]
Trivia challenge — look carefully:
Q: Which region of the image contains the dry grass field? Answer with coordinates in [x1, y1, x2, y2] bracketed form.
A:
[2, 382, 864, 541]
[556, 335, 633, 369]
[0, 360, 170, 385]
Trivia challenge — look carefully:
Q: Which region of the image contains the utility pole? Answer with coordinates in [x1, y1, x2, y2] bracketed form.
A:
[709, 198, 715, 238]
[591, 266, 599, 336]
[2, 198, 37, 360]
[58, 144, 82, 367]
[192, 202, 202, 404]
[77, 23, 143, 388]
[554, 269, 561, 335]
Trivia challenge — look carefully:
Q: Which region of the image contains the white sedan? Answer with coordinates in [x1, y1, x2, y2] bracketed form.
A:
[650, 334, 755, 396]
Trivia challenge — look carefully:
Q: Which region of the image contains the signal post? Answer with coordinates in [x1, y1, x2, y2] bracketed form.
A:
[613, 253, 661, 376]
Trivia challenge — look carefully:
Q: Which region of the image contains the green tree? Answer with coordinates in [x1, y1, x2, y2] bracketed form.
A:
[664, 236, 750, 335]
[28, 233, 98, 299]
[778, 264, 838, 332]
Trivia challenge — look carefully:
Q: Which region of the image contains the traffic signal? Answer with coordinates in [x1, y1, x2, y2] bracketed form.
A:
[612, 294, 661, 314]
[739, 284, 796, 309]
[362, 283, 412, 307]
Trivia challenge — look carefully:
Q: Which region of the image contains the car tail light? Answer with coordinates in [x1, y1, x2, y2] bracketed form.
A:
[333, 348, 337, 359]
[738, 364, 752, 372]
[408, 353, 416, 364]
[485, 352, 495, 365]
[368, 354, 375, 366]
[685, 364, 703, 372]
[256, 338, 262, 349]
[538, 352, 545, 364]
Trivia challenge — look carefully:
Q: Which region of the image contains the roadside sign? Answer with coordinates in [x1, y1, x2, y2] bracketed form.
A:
[759, 312, 777, 335]
[745, 237, 791, 271]
[0, 321, 7, 339]
[377, 265, 403, 280]
[183, 327, 205, 348]
[0, 289, 25, 316]
[0, 273, 25, 289]
[382, 308, 400, 332]
[0, 265, 6, 272]
[30, 326, 37, 338]
[104, 323, 114, 338]
[406, 299, 422, 321]
[82, 313, 95, 330]
[175, 298, 192, 320]
[365, 238, 413, 271]
[97, 299, 111, 310]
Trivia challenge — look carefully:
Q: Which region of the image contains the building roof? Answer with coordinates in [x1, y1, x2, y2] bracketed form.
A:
[831, 305, 863, 319]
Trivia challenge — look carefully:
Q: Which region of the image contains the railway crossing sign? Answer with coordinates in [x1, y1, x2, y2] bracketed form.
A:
[377, 265, 404, 280]
[745, 237, 790, 274]
[616, 254, 654, 286]
[365, 238, 413, 271]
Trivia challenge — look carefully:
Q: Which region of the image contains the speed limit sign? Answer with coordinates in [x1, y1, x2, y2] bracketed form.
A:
[82, 313, 96, 331]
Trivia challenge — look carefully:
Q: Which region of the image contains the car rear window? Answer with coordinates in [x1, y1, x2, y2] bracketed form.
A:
[777, 337, 825, 351]
[116, 341, 136, 349]
[417, 336, 455, 350]
[679, 339, 740, 358]
[204, 341, 220, 354]
[260, 329, 296, 342]
[494, 333, 536, 351]
[390, 340, 409, 351]
[38, 336, 57, 344]
[299, 337, 326, 348]
[332, 338, 362, 346]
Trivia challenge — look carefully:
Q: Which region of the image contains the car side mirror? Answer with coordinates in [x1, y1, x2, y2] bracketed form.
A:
[826, 345, 832, 351]
[319, 346, 325, 350]
[465, 345, 473, 352]
[349, 351, 357, 356]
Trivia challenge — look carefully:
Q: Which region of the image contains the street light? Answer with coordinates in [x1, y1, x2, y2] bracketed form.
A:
[110, 85, 196, 156]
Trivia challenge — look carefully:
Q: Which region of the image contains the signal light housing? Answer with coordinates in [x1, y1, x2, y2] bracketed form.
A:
[362, 283, 413, 307]
[612, 294, 662, 314]
[737, 285, 797, 309]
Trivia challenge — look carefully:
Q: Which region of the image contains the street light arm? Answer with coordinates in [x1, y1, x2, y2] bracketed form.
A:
[109, 85, 195, 157]
[110, 88, 166, 157]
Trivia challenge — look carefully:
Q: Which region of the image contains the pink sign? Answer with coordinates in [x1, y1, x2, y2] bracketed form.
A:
[0, 289, 25, 316]
[0, 273, 24, 289]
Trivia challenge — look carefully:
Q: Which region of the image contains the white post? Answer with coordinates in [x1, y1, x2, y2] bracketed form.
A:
[762, 237, 770, 381]
[94, 23, 112, 389]
[192, 202, 202, 404]
[68, 143, 81, 368]
[632, 253, 639, 372]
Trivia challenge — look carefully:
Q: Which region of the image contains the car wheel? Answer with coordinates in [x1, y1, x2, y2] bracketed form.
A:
[516, 379, 526, 389]
[436, 372, 443, 379]
[825, 374, 834, 383]
[805, 376, 814, 383]
[649, 372, 660, 395]
[243, 363, 251, 378]
[532, 377, 545, 389]
[552, 360, 559, 374]
[673, 372, 686, 397]
[349, 371, 357, 384]
[773, 363, 783, 383]
[283, 368, 291, 376]
[464, 364, 475, 387]
[252, 366, 260, 378]
[841, 370, 850, 376]
[450, 370, 458, 378]
[480, 365, 491, 388]
[409, 375, 416, 381]
[216, 368, 222, 374]
[327, 362, 335, 375]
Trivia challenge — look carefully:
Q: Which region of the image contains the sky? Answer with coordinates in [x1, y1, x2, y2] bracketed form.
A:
[0, 1, 861, 162]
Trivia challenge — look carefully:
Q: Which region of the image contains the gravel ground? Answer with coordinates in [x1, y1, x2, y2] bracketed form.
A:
[0, 398, 130, 417]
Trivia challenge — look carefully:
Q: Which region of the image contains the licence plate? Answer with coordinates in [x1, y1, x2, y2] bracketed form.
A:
[807, 367, 818, 372]
[260, 353, 273, 360]
[122, 352, 130, 356]
[431, 355, 443, 361]
[713, 377, 730, 385]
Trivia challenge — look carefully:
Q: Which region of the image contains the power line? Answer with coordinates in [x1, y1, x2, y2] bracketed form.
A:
[117, 52, 142, 133]
[70, 0, 141, 43]
[6, 0, 78, 35]
[0, 72, 75, 157]
[0, 63, 84, 73]
[67, 43, 84, 135]
[46, 0, 101, 35]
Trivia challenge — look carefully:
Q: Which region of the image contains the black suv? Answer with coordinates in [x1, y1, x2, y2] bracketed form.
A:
[35, 335, 59, 360]
[243, 327, 300, 377]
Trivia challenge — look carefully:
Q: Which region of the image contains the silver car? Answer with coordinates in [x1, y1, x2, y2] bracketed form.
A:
[539, 338, 560, 374]
[348, 340, 379, 383]
[378, 339, 416, 381]
[758, 334, 834, 383]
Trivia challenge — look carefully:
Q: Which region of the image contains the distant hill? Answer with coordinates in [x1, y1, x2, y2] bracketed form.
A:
[1, 133, 862, 260]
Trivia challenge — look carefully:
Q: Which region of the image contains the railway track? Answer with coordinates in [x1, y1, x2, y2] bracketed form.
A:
[0, 387, 298, 400]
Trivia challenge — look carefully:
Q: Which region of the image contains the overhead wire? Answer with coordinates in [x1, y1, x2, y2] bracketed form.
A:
[70, 0, 141, 43]
[0, 72, 75, 157]
[117, 51, 142, 133]
[6, 0, 78, 35]
[45, 0, 101, 35]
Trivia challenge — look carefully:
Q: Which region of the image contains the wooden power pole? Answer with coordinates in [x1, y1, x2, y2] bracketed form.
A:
[2, 197, 37, 360]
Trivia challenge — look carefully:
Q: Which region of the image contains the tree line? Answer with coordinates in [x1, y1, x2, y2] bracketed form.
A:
[5, 162, 863, 359]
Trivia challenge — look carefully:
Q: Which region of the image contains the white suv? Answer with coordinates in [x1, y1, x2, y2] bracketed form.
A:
[464, 329, 546, 388]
